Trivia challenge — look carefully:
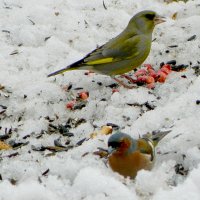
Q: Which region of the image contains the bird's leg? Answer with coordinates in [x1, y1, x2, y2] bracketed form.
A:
[113, 77, 136, 89]
[120, 74, 137, 83]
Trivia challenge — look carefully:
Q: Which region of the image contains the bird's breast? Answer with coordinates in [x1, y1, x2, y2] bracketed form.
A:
[108, 151, 153, 178]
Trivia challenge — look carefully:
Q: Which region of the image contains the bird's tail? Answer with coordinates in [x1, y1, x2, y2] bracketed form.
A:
[47, 58, 84, 77]
[143, 130, 171, 147]
[47, 66, 76, 77]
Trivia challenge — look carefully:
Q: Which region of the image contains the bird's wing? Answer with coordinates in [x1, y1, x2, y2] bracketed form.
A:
[83, 34, 141, 65]
[137, 138, 155, 161]
[47, 34, 142, 77]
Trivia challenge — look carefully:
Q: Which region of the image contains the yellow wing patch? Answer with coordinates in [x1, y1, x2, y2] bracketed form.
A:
[137, 139, 153, 154]
[85, 57, 113, 65]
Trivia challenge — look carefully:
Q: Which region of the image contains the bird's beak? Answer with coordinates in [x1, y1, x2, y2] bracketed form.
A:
[154, 15, 166, 25]
[108, 146, 115, 155]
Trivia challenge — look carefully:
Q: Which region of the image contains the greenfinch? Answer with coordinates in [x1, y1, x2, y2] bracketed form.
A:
[48, 10, 165, 87]
[107, 130, 169, 178]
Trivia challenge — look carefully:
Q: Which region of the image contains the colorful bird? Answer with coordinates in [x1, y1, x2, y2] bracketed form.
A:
[48, 10, 165, 88]
[107, 131, 169, 178]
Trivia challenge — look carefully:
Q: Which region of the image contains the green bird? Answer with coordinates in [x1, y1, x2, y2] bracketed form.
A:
[48, 10, 165, 88]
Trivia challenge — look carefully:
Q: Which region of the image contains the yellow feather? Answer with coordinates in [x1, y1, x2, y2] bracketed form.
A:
[86, 57, 113, 65]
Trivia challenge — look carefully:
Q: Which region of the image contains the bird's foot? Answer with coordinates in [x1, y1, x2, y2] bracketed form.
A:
[120, 74, 137, 83]
[113, 77, 136, 89]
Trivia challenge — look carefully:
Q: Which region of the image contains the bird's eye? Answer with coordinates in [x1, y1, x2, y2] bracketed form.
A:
[108, 141, 121, 148]
[145, 13, 155, 20]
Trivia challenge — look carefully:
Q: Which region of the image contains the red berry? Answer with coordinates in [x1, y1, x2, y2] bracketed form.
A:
[145, 76, 155, 84]
[78, 91, 89, 100]
[160, 64, 172, 75]
[66, 100, 76, 110]
[112, 89, 119, 93]
[147, 83, 155, 89]
[148, 69, 157, 78]
[144, 64, 153, 69]
[137, 75, 148, 82]
[157, 71, 167, 83]
[134, 69, 147, 77]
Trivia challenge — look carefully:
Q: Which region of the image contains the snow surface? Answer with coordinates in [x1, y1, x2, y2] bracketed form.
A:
[1, 0, 200, 199]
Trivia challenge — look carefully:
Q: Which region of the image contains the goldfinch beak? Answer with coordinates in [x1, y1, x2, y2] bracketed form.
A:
[154, 15, 166, 25]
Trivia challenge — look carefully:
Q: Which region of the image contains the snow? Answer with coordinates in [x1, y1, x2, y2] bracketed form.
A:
[1, 0, 200, 199]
